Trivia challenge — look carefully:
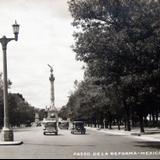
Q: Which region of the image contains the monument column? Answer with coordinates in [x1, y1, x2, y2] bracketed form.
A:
[49, 71, 55, 110]
[48, 65, 58, 122]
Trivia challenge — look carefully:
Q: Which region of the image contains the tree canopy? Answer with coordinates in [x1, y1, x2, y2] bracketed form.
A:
[0, 73, 43, 128]
[60, 0, 160, 132]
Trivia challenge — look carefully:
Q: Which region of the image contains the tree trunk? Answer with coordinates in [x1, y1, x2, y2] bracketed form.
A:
[123, 100, 131, 131]
[125, 107, 131, 131]
[100, 112, 104, 128]
[109, 121, 112, 129]
[94, 119, 96, 128]
[117, 119, 121, 130]
[98, 122, 100, 128]
[105, 121, 108, 129]
[109, 115, 112, 129]
[156, 112, 159, 127]
[152, 113, 156, 127]
[103, 119, 106, 129]
[149, 114, 152, 123]
[144, 116, 148, 127]
[140, 115, 145, 133]
[124, 120, 127, 130]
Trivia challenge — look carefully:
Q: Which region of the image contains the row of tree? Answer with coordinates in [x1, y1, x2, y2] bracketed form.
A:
[0, 73, 44, 128]
[59, 0, 160, 133]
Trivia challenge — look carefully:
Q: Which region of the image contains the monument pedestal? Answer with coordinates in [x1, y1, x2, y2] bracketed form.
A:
[47, 109, 58, 122]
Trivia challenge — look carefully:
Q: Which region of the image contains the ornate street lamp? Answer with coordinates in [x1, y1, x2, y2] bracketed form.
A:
[0, 21, 22, 145]
[12, 20, 20, 41]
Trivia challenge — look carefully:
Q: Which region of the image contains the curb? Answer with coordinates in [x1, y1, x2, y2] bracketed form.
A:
[0, 141, 23, 146]
[87, 127, 160, 142]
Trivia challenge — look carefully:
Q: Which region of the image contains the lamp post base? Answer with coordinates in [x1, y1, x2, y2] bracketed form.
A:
[0, 128, 23, 145]
[1, 128, 14, 142]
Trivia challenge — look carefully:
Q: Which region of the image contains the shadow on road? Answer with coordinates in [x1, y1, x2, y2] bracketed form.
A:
[43, 134, 64, 136]
[13, 129, 33, 132]
[71, 133, 90, 136]
[134, 141, 160, 149]
[24, 143, 95, 147]
[105, 134, 126, 137]
[142, 132, 160, 135]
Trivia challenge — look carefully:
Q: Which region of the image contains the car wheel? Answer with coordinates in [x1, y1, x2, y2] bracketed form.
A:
[43, 132, 46, 135]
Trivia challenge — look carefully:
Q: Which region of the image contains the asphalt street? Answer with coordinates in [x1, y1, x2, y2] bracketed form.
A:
[0, 127, 160, 159]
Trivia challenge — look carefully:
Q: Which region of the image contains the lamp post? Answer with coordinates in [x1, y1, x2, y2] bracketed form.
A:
[0, 21, 22, 145]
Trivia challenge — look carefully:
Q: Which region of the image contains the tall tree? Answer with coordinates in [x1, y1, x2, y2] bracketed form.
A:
[68, 0, 160, 132]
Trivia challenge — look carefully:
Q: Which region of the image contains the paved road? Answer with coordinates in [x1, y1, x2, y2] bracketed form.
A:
[0, 127, 160, 159]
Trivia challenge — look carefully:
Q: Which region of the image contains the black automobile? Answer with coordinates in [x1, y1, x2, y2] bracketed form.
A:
[71, 121, 86, 134]
[43, 121, 58, 135]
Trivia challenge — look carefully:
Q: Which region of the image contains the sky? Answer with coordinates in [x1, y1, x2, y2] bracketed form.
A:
[0, 0, 84, 109]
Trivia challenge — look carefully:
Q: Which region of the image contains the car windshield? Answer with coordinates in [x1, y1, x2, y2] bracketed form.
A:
[61, 122, 69, 125]
[73, 122, 84, 127]
[45, 122, 56, 127]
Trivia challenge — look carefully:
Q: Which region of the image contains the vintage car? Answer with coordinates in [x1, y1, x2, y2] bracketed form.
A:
[43, 121, 58, 135]
[58, 121, 69, 130]
[71, 121, 86, 134]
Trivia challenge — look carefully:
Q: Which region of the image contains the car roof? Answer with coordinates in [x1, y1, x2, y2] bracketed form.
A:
[73, 121, 84, 123]
[60, 120, 68, 122]
[43, 121, 57, 123]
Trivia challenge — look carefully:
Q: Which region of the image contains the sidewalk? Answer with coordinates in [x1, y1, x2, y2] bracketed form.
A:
[86, 126, 160, 142]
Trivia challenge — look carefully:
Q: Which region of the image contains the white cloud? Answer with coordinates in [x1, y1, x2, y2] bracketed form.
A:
[0, 0, 84, 109]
